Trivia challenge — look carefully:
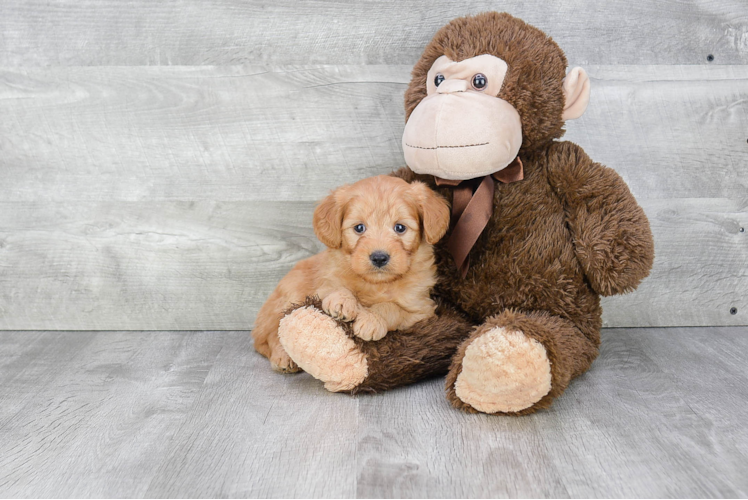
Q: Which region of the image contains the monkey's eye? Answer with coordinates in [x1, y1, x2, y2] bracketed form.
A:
[434, 74, 445, 87]
[353, 224, 366, 234]
[472, 73, 487, 90]
[394, 223, 407, 234]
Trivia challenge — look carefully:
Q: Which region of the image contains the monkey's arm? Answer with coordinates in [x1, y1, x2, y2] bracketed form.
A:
[547, 142, 655, 296]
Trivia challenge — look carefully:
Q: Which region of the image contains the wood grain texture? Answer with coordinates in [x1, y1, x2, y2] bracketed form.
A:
[1, 0, 747, 66]
[0, 331, 96, 423]
[0, 331, 226, 497]
[1, 194, 746, 330]
[143, 330, 359, 498]
[1, 60, 746, 330]
[2, 65, 747, 202]
[355, 383, 571, 498]
[0, 198, 744, 330]
[0, 327, 746, 497]
[0, 201, 324, 330]
[638, 326, 748, 469]
[0, 65, 409, 202]
[601, 198, 747, 328]
[537, 327, 748, 497]
[356, 327, 748, 498]
[564, 65, 748, 200]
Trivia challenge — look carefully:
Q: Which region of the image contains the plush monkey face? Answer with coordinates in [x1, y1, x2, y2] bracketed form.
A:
[402, 54, 523, 180]
[401, 13, 591, 181]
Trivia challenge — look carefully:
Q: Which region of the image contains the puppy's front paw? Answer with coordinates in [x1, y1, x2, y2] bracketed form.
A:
[353, 309, 388, 341]
[322, 291, 359, 322]
[270, 346, 301, 374]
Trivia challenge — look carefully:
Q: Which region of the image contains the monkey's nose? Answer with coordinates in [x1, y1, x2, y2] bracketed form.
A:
[436, 79, 468, 94]
[369, 251, 390, 268]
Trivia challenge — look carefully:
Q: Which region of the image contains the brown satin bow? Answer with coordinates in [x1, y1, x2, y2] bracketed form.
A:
[434, 156, 524, 278]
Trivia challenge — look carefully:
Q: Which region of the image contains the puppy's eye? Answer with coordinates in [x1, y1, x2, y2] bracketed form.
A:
[434, 74, 445, 87]
[353, 224, 366, 234]
[394, 224, 407, 234]
[472, 73, 487, 90]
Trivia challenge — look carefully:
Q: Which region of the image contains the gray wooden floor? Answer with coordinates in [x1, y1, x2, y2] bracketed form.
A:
[0, 327, 746, 498]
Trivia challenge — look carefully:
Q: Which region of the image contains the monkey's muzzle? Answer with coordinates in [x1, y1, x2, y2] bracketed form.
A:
[402, 92, 522, 180]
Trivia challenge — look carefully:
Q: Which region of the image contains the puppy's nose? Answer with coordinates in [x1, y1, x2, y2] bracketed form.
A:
[369, 251, 390, 268]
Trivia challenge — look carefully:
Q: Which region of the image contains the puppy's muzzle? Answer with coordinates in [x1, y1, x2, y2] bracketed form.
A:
[369, 251, 390, 268]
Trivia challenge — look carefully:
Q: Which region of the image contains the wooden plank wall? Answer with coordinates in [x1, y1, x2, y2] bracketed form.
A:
[0, 0, 746, 329]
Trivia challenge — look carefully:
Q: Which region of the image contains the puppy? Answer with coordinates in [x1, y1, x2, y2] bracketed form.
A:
[252, 175, 450, 372]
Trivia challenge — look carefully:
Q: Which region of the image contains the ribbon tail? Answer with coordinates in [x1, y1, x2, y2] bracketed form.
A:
[458, 255, 470, 279]
[445, 175, 495, 277]
[434, 156, 523, 278]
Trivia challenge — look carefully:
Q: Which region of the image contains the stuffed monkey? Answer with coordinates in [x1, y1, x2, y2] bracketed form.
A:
[273, 12, 654, 415]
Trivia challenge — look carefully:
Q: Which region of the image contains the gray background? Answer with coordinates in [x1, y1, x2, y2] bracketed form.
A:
[1, 0, 746, 330]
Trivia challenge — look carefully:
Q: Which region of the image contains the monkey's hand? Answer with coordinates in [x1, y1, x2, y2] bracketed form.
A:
[548, 142, 655, 296]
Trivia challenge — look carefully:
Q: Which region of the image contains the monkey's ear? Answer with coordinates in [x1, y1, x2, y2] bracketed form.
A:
[562, 67, 591, 120]
[313, 186, 349, 248]
[411, 182, 450, 244]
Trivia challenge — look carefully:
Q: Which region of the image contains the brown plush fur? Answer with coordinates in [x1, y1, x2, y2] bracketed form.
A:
[445, 309, 600, 415]
[352, 296, 475, 393]
[390, 13, 653, 413]
[253, 175, 450, 372]
[383, 139, 653, 413]
[283, 295, 475, 393]
[394, 139, 654, 334]
[278, 12, 655, 414]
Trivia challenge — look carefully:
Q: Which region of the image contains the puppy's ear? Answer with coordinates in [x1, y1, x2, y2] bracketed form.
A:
[313, 185, 349, 248]
[411, 182, 450, 244]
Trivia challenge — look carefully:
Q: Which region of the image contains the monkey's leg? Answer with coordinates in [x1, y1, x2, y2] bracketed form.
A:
[278, 297, 473, 393]
[446, 309, 599, 415]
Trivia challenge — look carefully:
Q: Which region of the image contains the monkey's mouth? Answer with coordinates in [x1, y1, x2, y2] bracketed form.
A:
[404, 142, 489, 150]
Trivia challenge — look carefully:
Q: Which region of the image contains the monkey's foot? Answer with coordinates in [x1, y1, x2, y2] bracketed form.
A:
[278, 306, 368, 392]
[452, 326, 552, 414]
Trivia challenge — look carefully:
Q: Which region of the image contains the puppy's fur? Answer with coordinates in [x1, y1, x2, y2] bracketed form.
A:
[253, 175, 451, 372]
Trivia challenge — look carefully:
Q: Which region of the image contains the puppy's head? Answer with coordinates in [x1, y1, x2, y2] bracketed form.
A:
[313, 175, 450, 283]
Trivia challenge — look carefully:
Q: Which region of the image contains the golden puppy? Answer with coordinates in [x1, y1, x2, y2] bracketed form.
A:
[253, 175, 450, 372]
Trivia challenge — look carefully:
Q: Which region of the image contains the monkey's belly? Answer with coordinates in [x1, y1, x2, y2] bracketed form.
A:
[436, 238, 600, 327]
